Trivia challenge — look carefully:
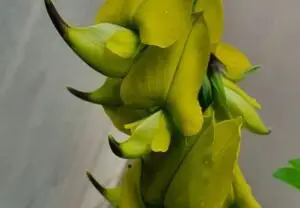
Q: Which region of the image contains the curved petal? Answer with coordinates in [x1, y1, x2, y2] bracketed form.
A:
[45, 0, 140, 77]
[195, 0, 224, 46]
[166, 15, 210, 136]
[225, 87, 271, 135]
[133, 0, 193, 47]
[213, 42, 253, 81]
[222, 76, 261, 109]
[108, 111, 172, 158]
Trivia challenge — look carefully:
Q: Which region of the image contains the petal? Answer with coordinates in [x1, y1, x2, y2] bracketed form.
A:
[103, 106, 150, 135]
[213, 42, 253, 81]
[232, 165, 261, 207]
[120, 28, 191, 108]
[141, 114, 214, 205]
[45, 0, 140, 77]
[222, 76, 261, 109]
[133, 0, 193, 47]
[120, 161, 146, 207]
[166, 15, 210, 136]
[195, 0, 224, 46]
[95, 0, 144, 28]
[164, 117, 242, 208]
[225, 87, 271, 135]
[108, 111, 172, 159]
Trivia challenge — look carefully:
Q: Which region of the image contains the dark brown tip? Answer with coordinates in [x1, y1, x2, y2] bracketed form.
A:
[66, 87, 92, 103]
[86, 171, 106, 195]
[108, 135, 124, 158]
[44, 0, 69, 37]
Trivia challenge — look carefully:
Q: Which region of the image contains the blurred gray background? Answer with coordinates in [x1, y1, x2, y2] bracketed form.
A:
[0, 0, 299, 207]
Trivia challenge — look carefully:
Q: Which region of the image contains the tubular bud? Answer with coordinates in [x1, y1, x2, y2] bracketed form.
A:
[67, 78, 123, 106]
[44, 0, 142, 77]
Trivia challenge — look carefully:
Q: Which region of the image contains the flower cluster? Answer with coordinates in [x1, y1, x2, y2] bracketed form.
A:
[45, 0, 269, 207]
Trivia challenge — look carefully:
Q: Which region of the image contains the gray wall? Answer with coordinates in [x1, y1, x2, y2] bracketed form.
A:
[0, 0, 299, 207]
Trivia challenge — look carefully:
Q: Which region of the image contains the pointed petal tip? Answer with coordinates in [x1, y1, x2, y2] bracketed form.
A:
[44, 0, 69, 37]
[86, 171, 106, 195]
[66, 86, 90, 102]
[108, 135, 124, 158]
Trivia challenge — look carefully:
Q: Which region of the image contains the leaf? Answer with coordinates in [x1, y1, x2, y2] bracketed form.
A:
[273, 168, 300, 190]
[213, 42, 253, 81]
[164, 117, 242, 208]
[289, 159, 300, 170]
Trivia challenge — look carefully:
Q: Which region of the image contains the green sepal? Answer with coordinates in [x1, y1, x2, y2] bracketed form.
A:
[67, 78, 123, 106]
[86, 171, 121, 207]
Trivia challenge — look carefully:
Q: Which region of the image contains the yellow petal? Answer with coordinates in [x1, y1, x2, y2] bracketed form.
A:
[196, 0, 224, 46]
[166, 15, 211, 136]
[133, 0, 193, 47]
[213, 42, 253, 81]
[120, 161, 146, 208]
[95, 0, 144, 28]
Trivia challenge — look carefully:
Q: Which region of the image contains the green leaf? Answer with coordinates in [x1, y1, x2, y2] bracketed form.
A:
[289, 159, 300, 170]
[164, 117, 242, 208]
[273, 167, 300, 190]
